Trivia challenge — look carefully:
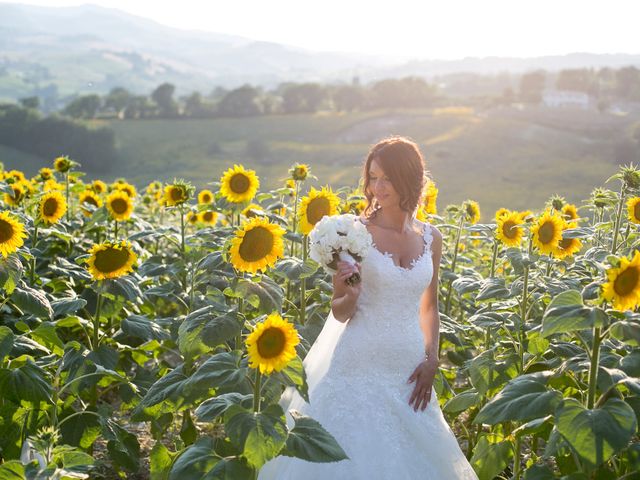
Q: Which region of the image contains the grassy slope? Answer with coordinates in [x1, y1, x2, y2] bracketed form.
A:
[3, 107, 638, 220]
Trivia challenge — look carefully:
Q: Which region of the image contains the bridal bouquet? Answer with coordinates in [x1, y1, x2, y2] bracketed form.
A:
[308, 214, 373, 285]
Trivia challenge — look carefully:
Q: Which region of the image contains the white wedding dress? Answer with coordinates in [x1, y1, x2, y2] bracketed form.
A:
[259, 219, 478, 479]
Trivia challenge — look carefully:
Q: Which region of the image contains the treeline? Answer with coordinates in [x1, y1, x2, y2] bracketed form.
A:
[0, 103, 117, 171]
[51, 77, 439, 120]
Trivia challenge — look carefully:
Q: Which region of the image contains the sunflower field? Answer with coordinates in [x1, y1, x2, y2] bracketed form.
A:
[0, 156, 639, 479]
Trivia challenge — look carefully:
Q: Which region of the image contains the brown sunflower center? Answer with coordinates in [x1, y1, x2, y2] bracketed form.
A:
[110, 198, 129, 214]
[93, 247, 131, 274]
[634, 203, 640, 221]
[559, 237, 574, 250]
[43, 197, 59, 217]
[307, 197, 330, 226]
[230, 173, 250, 194]
[502, 220, 518, 239]
[84, 196, 99, 207]
[538, 221, 556, 245]
[614, 266, 640, 297]
[256, 327, 286, 358]
[239, 226, 274, 262]
[170, 187, 184, 202]
[202, 193, 212, 203]
[0, 219, 14, 243]
[203, 211, 214, 222]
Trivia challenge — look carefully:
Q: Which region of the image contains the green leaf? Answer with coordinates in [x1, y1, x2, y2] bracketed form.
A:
[121, 315, 171, 342]
[467, 351, 519, 395]
[0, 360, 52, 404]
[178, 307, 241, 358]
[474, 372, 562, 425]
[51, 297, 87, 317]
[470, 435, 513, 480]
[11, 284, 53, 319]
[451, 275, 482, 295]
[523, 464, 555, 480]
[195, 393, 253, 422]
[184, 351, 249, 396]
[0, 254, 23, 294]
[273, 356, 309, 403]
[168, 437, 220, 480]
[31, 322, 64, 356]
[150, 442, 174, 480]
[273, 258, 318, 281]
[0, 326, 15, 362]
[443, 389, 480, 413]
[106, 276, 142, 302]
[556, 398, 637, 467]
[132, 365, 188, 420]
[475, 277, 510, 301]
[101, 418, 140, 472]
[0, 460, 26, 479]
[60, 410, 102, 449]
[541, 290, 607, 337]
[610, 320, 640, 346]
[225, 404, 287, 469]
[281, 410, 349, 463]
[235, 277, 284, 314]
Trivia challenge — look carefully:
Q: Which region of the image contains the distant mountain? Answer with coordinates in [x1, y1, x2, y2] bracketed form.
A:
[1, 2, 639, 103]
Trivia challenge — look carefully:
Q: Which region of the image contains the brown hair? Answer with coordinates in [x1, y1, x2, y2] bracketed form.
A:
[361, 136, 427, 218]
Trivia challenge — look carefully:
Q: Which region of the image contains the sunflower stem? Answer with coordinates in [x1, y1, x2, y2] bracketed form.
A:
[611, 184, 626, 255]
[290, 181, 300, 257]
[513, 435, 522, 479]
[114, 220, 118, 241]
[587, 326, 602, 409]
[490, 236, 499, 278]
[65, 171, 70, 222]
[519, 236, 533, 374]
[253, 369, 262, 413]
[445, 213, 465, 316]
[299, 235, 308, 325]
[29, 223, 39, 285]
[92, 290, 102, 350]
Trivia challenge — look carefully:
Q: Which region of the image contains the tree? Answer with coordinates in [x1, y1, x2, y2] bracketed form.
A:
[216, 85, 263, 117]
[333, 85, 366, 112]
[556, 69, 595, 94]
[151, 83, 178, 117]
[519, 70, 546, 104]
[19, 96, 39, 110]
[370, 77, 437, 108]
[104, 87, 132, 118]
[63, 94, 101, 119]
[615, 67, 640, 101]
[281, 83, 327, 113]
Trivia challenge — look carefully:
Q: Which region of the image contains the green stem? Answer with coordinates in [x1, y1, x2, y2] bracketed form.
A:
[519, 236, 533, 374]
[445, 213, 465, 316]
[611, 184, 626, 255]
[114, 220, 118, 241]
[290, 181, 300, 257]
[587, 326, 602, 409]
[180, 204, 186, 254]
[253, 369, 262, 413]
[490, 237, 499, 278]
[300, 235, 308, 325]
[92, 290, 102, 350]
[29, 223, 39, 285]
[65, 171, 70, 222]
[513, 435, 522, 479]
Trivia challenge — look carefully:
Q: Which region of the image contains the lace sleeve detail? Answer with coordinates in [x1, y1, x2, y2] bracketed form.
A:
[423, 223, 433, 254]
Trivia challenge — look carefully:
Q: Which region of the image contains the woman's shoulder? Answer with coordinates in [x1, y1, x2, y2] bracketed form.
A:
[414, 219, 442, 244]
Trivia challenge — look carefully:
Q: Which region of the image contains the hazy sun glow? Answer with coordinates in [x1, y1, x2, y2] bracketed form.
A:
[3, 0, 639, 59]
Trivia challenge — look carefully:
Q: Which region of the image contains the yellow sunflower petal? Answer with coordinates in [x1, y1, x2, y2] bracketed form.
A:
[602, 251, 640, 311]
[219, 164, 260, 203]
[246, 313, 300, 374]
[0, 211, 27, 257]
[298, 186, 341, 235]
[39, 190, 67, 224]
[86, 240, 138, 280]
[229, 217, 285, 273]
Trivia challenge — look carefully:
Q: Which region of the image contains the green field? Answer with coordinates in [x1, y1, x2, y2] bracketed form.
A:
[3, 106, 639, 218]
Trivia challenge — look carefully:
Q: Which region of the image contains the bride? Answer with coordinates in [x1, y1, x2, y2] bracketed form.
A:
[259, 137, 478, 479]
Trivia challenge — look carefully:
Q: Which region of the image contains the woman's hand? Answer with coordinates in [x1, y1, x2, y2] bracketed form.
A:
[333, 260, 362, 299]
[407, 357, 439, 412]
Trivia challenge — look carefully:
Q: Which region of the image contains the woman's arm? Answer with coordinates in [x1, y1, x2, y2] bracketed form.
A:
[408, 225, 443, 411]
[419, 225, 443, 360]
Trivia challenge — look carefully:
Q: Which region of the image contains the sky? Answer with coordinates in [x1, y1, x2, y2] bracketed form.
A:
[3, 0, 640, 60]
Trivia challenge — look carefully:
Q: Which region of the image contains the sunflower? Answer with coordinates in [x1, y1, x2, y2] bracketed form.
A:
[423, 180, 438, 215]
[163, 183, 190, 207]
[290, 163, 309, 181]
[602, 250, 640, 311]
[0, 211, 27, 257]
[6, 170, 26, 182]
[186, 211, 199, 225]
[38, 167, 53, 181]
[495, 208, 510, 221]
[106, 191, 134, 221]
[39, 190, 67, 224]
[198, 189, 214, 205]
[463, 200, 481, 224]
[115, 182, 137, 198]
[628, 197, 640, 225]
[4, 183, 26, 206]
[91, 180, 107, 194]
[285, 179, 296, 194]
[415, 205, 427, 222]
[496, 211, 524, 247]
[219, 164, 260, 203]
[245, 313, 300, 374]
[229, 217, 285, 273]
[519, 210, 534, 223]
[298, 186, 341, 235]
[43, 179, 65, 192]
[86, 240, 138, 280]
[79, 190, 103, 217]
[53, 156, 71, 173]
[242, 203, 264, 218]
[554, 236, 583, 260]
[199, 210, 218, 225]
[145, 181, 162, 196]
[561, 203, 579, 227]
[531, 211, 564, 255]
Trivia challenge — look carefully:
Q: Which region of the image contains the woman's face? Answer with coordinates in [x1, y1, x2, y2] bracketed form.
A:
[368, 158, 400, 209]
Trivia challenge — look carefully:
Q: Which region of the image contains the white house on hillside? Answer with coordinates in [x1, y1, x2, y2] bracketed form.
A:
[542, 90, 591, 109]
